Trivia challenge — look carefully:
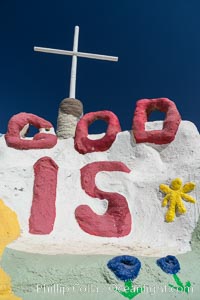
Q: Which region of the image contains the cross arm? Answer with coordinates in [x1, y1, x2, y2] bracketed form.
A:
[34, 46, 118, 62]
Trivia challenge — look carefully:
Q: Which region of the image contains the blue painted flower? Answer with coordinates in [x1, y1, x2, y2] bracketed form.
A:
[157, 255, 180, 274]
[107, 255, 141, 281]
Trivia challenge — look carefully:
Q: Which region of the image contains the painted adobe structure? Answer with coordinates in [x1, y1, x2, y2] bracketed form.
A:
[0, 97, 200, 299]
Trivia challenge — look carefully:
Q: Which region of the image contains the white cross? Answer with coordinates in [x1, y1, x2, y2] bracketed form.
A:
[34, 26, 118, 99]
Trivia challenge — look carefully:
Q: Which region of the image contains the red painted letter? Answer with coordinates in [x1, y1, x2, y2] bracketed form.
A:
[132, 98, 181, 144]
[75, 161, 132, 237]
[74, 110, 121, 154]
[29, 157, 58, 234]
[5, 112, 57, 149]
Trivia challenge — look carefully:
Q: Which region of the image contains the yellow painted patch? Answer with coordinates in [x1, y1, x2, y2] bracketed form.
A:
[0, 268, 21, 299]
[160, 178, 196, 222]
[0, 199, 22, 299]
[0, 199, 20, 256]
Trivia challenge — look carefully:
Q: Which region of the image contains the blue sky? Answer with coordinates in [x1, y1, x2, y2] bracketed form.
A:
[0, 0, 200, 134]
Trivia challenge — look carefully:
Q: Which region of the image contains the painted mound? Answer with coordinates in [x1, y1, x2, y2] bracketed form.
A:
[0, 98, 199, 300]
[0, 121, 199, 256]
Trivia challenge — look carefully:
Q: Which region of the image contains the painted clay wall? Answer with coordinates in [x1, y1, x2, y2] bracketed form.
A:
[0, 115, 199, 256]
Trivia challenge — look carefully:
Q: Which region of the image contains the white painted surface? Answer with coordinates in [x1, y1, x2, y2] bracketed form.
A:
[69, 26, 79, 98]
[34, 47, 118, 61]
[0, 121, 199, 257]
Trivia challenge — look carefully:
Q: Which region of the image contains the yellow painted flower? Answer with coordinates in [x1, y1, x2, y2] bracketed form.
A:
[160, 178, 196, 222]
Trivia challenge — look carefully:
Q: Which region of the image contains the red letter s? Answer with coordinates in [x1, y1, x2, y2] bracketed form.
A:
[75, 161, 132, 237]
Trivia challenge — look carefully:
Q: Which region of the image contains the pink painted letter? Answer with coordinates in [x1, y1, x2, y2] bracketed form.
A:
[75, 161, 132, 237]
[75, 110, 121, 154]
[132, 98, 181, 144]
[5, 112, 57, 149]
[29, 157, 58, 234]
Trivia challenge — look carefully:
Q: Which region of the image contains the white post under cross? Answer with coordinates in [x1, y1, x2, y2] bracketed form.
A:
[34, 26, 118, 99]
